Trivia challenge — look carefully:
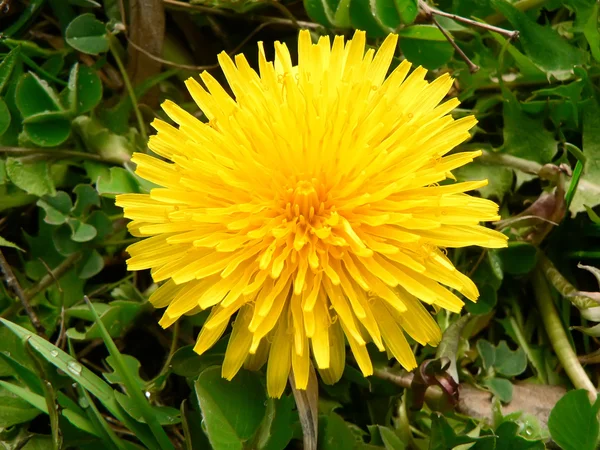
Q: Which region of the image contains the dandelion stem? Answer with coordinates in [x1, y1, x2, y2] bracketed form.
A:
[532, 265, 597, 402]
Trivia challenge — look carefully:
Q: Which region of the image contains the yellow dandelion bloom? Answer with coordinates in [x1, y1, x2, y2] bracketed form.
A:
[116, 30, 508, 398]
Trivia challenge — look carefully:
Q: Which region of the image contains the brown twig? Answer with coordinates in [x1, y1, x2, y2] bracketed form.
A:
[0, 249, 45, 336]
[24, 253, 82, 300]
[427, 7, 519, 40]
[418, 1, 479, 73]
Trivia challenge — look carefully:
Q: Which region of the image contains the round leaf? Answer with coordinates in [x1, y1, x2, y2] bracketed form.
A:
[15, 73, 63, 118]
[548, 390, 600, 450]
[65, 14, 109, 55]
[195, 366, 267, 449]
[23, 118, 71, 147]
[399, 39, 454, 70]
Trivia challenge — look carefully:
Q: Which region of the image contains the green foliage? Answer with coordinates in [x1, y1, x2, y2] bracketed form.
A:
[548, 390, 600, 450]
[1, 0, 599, 449]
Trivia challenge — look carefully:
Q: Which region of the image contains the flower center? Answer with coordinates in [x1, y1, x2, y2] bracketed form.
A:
[289, 179, 324, 221]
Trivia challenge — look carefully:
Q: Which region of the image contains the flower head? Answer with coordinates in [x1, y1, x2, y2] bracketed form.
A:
[116, 30, 508, 397]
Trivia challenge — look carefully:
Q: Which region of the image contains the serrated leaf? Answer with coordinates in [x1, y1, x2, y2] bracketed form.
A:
[501, 89, 557, 164]
[0, 236, 24, 251]
[455, 161, 513, 200]
[491, 0, 586, 80]
[570, 97, 600, 215]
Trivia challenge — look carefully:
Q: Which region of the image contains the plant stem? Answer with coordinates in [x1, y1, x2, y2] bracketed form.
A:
[478, 150, 600, 200]
[109, 38, 148, 142]
[428, 7, 519, 40]
[532, 265, 597, 401]
[0, 250, 45, 336]
[0, 146, 108, 162]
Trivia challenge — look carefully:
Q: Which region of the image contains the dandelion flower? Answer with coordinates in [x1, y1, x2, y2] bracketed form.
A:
[116, 30, 508, 398]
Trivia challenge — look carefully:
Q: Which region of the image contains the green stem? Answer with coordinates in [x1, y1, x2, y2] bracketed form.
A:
[532, 266, 597, 401]
[509, 315, 547, 383]
[109, 38, 148, 142]
[478, 150, 600, 199]
[0, 147, 107, 162]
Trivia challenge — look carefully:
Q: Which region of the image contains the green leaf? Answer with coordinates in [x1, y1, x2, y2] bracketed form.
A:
[564, 0, 600, 62]
[349, 0, 391, 38]
[477, 339, 496, 371]
[22, 118, 72, 147]
[501, 89, 557, 164]
[104, 354, 146, 389]
[466, 283, 497, 315]
[53, 223, 83, 255]
[397, 25, 446, 40]
[72, 184, 100, 217]
[253, 396, 295, 450]
[548, 390, 600, 450]
[0, 47, 21, 94]
[491, 0, 586, 80]
[37, 192, 73, 225]
[68, 218, 97, 242]
[96, 167, 141, 196]
[0, 97, 12, 136]
[83, 299, 174, 450]
[114, 392, 181, 426]
[77, 249, 104, 279]
[15, 72, 64, 118]
[74, 116, 132, 165]
[66, 63, 103, 115]
[428, 414, 491, 450]
[0, 236, 24, 251]
[395, 0, 418, 25]
[399, 38, 454, 70]
[497, 242, 538, 275]
[0, 381, 101, 436]
[378, 426, 406, 450]
[65, 14, 109, 55]
[195, 366, 267, 450]
[5, 158, 56, 197]
[318, 412, 358, 450]
[494, 421, 544, 450]
[570, 98, 600, 215]
[494, 341, 527, 377]
[0, 384, 41, 427]
[170, 341, 226, 378]
[455, 161, 513, 201]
